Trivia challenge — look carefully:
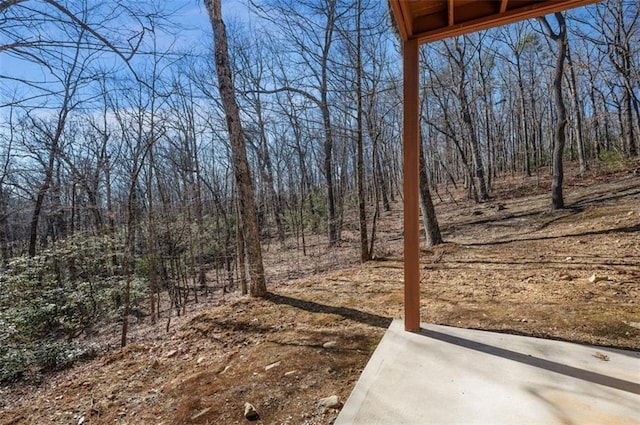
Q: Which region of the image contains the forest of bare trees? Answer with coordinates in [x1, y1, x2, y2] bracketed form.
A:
[0, 0, 638, 380]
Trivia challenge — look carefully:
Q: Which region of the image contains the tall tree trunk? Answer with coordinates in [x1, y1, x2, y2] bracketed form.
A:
[121, 197, 134, 348]
[479, 58, 496, 190]
[516, 57, 531, 177]
[566, 43, 587, 173]
[104, 155, 118, 268]
[540, 13, 568, 210]
[122, 175, 143, 347]
[375, 156, 391, 211]
[191, 140, 207, 289]
[322, 94, 338, 246]
[355, 0, 369, 262]
[236, 195, 247, 295]
[51, 165, 67, 242]
[0, 188, 8, 270]
[623, 89, 637, 157]
[146, 148, 158, 324]
[205, 0, 266, 297]
[418, 131, 443, 247]
[29, 149, 56, 256]
[365, 108, 390, 212]
[253, 97, 285, 245]
[451, 40, 489, 202]
[321, 0, 339, 246]
[460, 92, 489, 201]
[29, 127, 59, 257]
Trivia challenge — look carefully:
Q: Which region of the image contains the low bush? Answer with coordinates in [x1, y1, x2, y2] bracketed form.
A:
[0, 235, 145, 383]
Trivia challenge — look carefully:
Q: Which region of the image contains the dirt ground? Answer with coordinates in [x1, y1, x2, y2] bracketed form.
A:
[1, 167, 639, 425]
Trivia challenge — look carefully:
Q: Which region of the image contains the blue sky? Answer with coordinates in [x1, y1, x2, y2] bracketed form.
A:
[0, 0, 258, 111]
[173, 1, 258, 45]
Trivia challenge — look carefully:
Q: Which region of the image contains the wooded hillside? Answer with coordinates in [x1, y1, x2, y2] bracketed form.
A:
[0, 0, 638, 383]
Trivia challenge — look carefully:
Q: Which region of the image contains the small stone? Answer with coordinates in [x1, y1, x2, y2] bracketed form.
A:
[197, 356, 205, 364]
[149, 359, 160, 369]
[564, 257, 573, 261]
[77, 416, 85, 425]
[588, 274, 608, 283]
[559, 274, 573, 281]
[165, 349, 178, 358]
[284, 370, 297, 376]
[265, 361, 281, 371]
[244, 402, 259, 421]
[593, 352, 610, 362]
[323, 341, 337, 349]
[318, 395, 341, 409]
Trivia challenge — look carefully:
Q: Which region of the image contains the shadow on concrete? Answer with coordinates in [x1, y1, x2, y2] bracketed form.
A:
[418, 327, 640, 395]
[266, 293, 392, 329]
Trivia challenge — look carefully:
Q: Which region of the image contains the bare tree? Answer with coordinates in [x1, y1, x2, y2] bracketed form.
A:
[0, 0, 143, 107]
[417, 49, 443, 247]
[565, 41, 588, 173]
[500, 23, 538, 177]
[539, 12, 569, 210]
[444, 38, 490, 201]
[591, 0, 639, 158]
[26, 26, 89, 257]
[249, 0, 346, 246]
[354, 0, 370, 261]
[418, 130, 443, 247]
[0, 108, 14, 269]
[204, 0, 266, 297]
[233, 36, 286, 246]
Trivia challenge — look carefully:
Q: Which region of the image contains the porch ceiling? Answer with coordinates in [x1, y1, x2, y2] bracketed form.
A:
[389, 0, 601, 44]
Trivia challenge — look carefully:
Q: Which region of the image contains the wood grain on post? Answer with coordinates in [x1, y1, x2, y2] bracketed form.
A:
[403, 38, 420, 332]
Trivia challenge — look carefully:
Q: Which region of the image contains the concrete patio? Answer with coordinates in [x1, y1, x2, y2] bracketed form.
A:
[335, 319, 640, 425]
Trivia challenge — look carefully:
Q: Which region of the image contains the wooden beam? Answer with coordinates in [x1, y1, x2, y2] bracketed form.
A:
[413, 0, 600, 43]
[393, 0, 601, 44]
[402, 38, 420, 332]
[499, 0, 508, 14]
[388, 0, 409, 41]
[399, 1, 414, 36]
[389, 0, 416, 42]
[448, 0, 454, 26]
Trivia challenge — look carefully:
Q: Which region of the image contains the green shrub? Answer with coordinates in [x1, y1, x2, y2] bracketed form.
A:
[597, 150, 634, 172]
[0, 235, 130, 383]
[0, 340, 100, 383]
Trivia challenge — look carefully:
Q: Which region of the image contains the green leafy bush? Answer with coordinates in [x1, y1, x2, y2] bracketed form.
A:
[597, 150, 634, 172]
[0, 234, 137, 383]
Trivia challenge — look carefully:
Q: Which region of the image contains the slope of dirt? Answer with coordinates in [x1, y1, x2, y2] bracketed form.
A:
[1, 169, 639, 425]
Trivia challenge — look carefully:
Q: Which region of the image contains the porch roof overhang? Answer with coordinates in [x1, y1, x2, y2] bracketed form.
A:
[390, 0, 601, 332]
[389, 0, 600, 44]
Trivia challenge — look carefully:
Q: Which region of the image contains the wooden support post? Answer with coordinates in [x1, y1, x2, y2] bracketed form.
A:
[403, 38, 420, 332]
